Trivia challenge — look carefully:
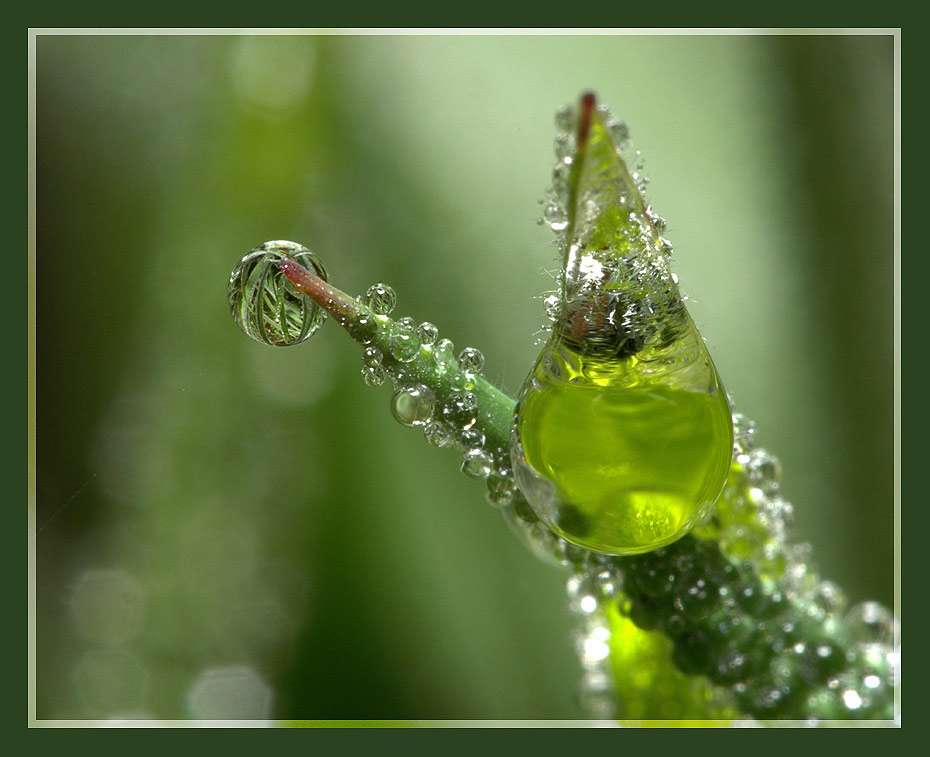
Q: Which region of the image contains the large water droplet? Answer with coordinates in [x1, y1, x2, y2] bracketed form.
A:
[228, 241, 327, 346]
[510, 96, 732, 556]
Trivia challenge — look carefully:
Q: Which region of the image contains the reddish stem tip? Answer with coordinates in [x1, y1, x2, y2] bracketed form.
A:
[578, 91, 596, 151]
[279, 257, 310, 288]
[278, 256, 365, 327]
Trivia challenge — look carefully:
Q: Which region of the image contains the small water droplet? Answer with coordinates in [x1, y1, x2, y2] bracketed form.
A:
[554, 133, 574, 161]
[544, 294, 561, 322]
[417, 322, 439, 346]
[459, 426, 485, 451]
[361, 346, 383, 367]
[448, 370, 473, 392]
[458, 347, 485, 374]
[732, 413, 756, 451]
[606, 119, 630, 145]
[485, 473, 516, 508]
[552, 161, 570, 196]
[462, 449, 493, 479]
[555, 106, 575, 133]
[743, 449, 782, 494]
[364, 283, 396, 315]
[391, 384, 435, 427]
[812, 580, 847, 617]
[443, 393, 479, 430]
[423, 420, 452, 447]
[361, 364, 386, 387]
[433, 338, 455, 366]
[576, 670, 618, 719]
[645, 206, 667, 233]
[397, 316, 417, 331]
[228, 241, 327, 346]
[544, 203, 568, 232]
[390, 324, 420, 363]
[845, 602, 898, 648]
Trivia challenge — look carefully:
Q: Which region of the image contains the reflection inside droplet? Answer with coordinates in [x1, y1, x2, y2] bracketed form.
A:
[228, 241, 327, 347]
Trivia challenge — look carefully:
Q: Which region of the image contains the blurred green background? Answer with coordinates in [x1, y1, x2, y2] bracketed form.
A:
[32, 32, 896, 721]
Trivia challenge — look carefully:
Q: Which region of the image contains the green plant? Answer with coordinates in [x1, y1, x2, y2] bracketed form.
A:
[227, 93, 898, 725]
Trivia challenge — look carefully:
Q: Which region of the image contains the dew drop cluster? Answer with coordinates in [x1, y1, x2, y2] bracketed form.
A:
[352, 282, 521, 506]
[552, 409, 900, 721]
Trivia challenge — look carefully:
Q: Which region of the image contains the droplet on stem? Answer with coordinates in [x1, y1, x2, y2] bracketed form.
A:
[391, 384, 435, 427]
[228, 240, 327, 346]
[364, 283, 397, 316]
[511, 95, 733, 556]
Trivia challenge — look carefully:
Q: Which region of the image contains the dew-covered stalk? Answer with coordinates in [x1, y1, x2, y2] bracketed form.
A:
[280, 257, 516, 466]
[226, 93, 899, 724]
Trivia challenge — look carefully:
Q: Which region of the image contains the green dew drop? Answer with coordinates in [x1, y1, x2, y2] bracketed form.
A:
[511, 95, 733, 556]
[228, 240, 327, 346]
[513, 319, 732, 555]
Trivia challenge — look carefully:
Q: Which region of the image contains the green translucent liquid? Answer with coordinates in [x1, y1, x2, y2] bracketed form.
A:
[516, 326, 733, 555]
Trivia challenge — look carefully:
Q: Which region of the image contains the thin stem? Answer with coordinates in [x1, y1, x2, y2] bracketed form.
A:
[281, 258, 517, 453]
[279, 258, 370, 331]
